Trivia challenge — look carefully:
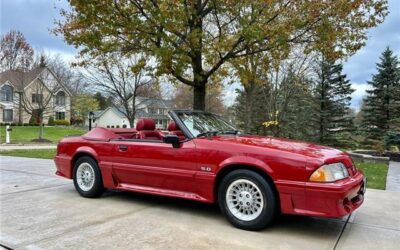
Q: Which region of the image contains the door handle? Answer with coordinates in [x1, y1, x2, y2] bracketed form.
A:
[118, 145, 128, 151]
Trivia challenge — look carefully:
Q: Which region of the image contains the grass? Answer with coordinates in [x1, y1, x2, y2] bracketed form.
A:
[0, 126, 86, 144]
[354, 160, 389, 190]
[0, 149, 56, 159]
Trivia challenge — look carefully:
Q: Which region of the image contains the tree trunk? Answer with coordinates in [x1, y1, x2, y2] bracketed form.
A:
[244, 85, 253, 134]
[193, 84, 206, 111]
[39, 122, 44, 140]
[129, 95, 136, 128]
[18, 92, 23, 124]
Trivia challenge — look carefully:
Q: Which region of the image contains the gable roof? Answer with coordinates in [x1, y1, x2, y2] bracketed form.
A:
[94, 107, 126, 119]
[0, 67, 46, 91]
[0, 67, 72, 97]
[135, 96, 173, 109]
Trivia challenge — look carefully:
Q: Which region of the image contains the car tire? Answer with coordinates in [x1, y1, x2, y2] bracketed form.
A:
[73, 156, 104, 198]
[218, 169, 278, 231]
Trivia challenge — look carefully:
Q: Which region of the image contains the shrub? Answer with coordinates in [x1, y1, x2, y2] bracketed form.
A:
[54, 119, 70, 126]
[72, 117, 84, 126]
[385, 131, 400, 148]
[23, 123, 30, 126]
[361, 138, 385, 153]
[48, 116, 55, 126]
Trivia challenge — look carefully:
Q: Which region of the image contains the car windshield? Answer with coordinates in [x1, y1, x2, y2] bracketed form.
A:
[176, 111, 238, 137]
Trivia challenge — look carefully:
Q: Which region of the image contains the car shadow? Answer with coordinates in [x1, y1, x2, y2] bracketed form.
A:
[100, 189, 346, 236]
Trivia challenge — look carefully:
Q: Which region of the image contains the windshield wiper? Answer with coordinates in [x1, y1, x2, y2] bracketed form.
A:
[196, 131, 219, 138]
[220, 130, 239, 135]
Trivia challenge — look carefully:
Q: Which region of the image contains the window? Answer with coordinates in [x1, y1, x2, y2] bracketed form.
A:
[32, 94, 43, 103]
[148, 108, 157, 114]
[158, 108, 165, 114]
[0, 85, 13, 102]
[55, 91, 66, 105]
[3, 109, 13, 122]
[55, 112, 65, 120]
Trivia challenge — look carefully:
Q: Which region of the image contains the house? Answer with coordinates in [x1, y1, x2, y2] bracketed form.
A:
[92, 97, 173, 129]
[135, 96, 173, 129]
[92, 107, 131, 128]
[0, 67, 72, 124]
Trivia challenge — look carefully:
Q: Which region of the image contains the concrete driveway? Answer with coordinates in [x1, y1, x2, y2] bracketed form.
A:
[1, 156, 399, 250]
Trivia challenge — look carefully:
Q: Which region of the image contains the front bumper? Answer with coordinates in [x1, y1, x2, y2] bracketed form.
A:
[303, 171, 366, 217]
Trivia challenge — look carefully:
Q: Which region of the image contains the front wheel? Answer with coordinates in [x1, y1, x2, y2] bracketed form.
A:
[73, 156, 104, 198]
[218, 169, 278, 230]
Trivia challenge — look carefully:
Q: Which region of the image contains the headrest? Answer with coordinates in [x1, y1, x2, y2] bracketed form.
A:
[136, 118, 156, 131]
[168, 121, 180, 131]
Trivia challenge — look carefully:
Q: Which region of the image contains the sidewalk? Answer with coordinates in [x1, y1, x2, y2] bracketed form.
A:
[0, 144, 56, 151]
[386, 161, 400, 191]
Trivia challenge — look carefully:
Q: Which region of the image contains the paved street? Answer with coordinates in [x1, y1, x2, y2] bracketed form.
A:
[1, 156, 400, 250]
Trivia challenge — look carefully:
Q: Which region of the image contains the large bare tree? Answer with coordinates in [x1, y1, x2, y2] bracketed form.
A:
[0, 30, 34, 71]
[32, 52, 89, 95]
[85, 54, 155, 127]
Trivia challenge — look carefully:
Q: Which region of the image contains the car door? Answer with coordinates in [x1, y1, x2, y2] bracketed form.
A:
[111, 139, 198, 194]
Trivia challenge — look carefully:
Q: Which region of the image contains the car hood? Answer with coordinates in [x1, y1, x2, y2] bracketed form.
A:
[210, 135, 346, 159]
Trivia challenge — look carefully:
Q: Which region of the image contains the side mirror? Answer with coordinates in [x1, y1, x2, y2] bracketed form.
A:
[163, 134, 180, 148]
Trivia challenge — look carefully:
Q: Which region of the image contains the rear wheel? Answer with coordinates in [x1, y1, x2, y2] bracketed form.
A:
[218, 169, 278, 230]
[73, 156, 104, 198]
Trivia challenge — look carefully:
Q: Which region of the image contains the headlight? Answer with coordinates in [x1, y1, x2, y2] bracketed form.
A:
[309, 162, 349, 182]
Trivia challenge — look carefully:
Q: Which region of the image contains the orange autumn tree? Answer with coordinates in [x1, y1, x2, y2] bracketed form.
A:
[56, 0, 387, 110]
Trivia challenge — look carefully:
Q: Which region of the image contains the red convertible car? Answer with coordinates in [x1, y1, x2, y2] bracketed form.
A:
[54, 110, 366, 230]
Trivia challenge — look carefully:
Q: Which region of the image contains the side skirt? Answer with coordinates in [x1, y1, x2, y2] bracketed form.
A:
[115, 182, 212, 203]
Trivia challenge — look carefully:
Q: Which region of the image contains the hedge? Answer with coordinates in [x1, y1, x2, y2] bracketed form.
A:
[53, 119, 70, 126]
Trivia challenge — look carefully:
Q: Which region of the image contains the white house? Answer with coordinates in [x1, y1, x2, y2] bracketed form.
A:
[92, 97, 173, 129]
[92, 107, 131, 128]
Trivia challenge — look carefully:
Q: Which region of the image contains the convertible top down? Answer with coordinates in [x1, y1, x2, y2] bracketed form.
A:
[55, 110, 366, 230]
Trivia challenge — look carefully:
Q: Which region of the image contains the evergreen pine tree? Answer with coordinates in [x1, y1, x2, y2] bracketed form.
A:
[313, 57, 355, 147]
[362, 47, 400, 140]
[233, 84, 268, 134]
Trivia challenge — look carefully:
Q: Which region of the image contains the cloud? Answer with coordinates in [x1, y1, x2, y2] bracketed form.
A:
[342, 0, 400, 85]
[1, 0, 75, 56]
[350, 83, 371, 111]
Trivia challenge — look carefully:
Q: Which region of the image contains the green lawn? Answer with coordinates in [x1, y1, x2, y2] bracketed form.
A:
[0, 126, 86, 144]
[354, 160, 388, 190]
[0, 149, 56, 159]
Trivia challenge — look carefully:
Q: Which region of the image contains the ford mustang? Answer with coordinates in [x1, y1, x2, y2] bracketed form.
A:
[54, 110, 366, 230]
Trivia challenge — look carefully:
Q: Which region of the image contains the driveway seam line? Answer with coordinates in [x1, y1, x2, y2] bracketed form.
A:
[333, 213, 351, 250]
[0, 168, 58, 178]
[0, 243, 14, 250]
[346, 221, 400, 232]
[0, 183, 71, 197]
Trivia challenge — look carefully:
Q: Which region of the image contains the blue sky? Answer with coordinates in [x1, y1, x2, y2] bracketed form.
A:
[1, 0, 399, 110]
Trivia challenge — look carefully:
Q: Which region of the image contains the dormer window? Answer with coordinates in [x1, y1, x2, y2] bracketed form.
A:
[0, 85, 13, 102]
[55, 91, 66, 105]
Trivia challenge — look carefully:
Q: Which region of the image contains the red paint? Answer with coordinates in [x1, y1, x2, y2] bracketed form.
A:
[55, 121, 365, 218]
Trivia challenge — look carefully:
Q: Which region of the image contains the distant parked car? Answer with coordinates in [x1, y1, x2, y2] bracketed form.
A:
[55, 110, 366, 230]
